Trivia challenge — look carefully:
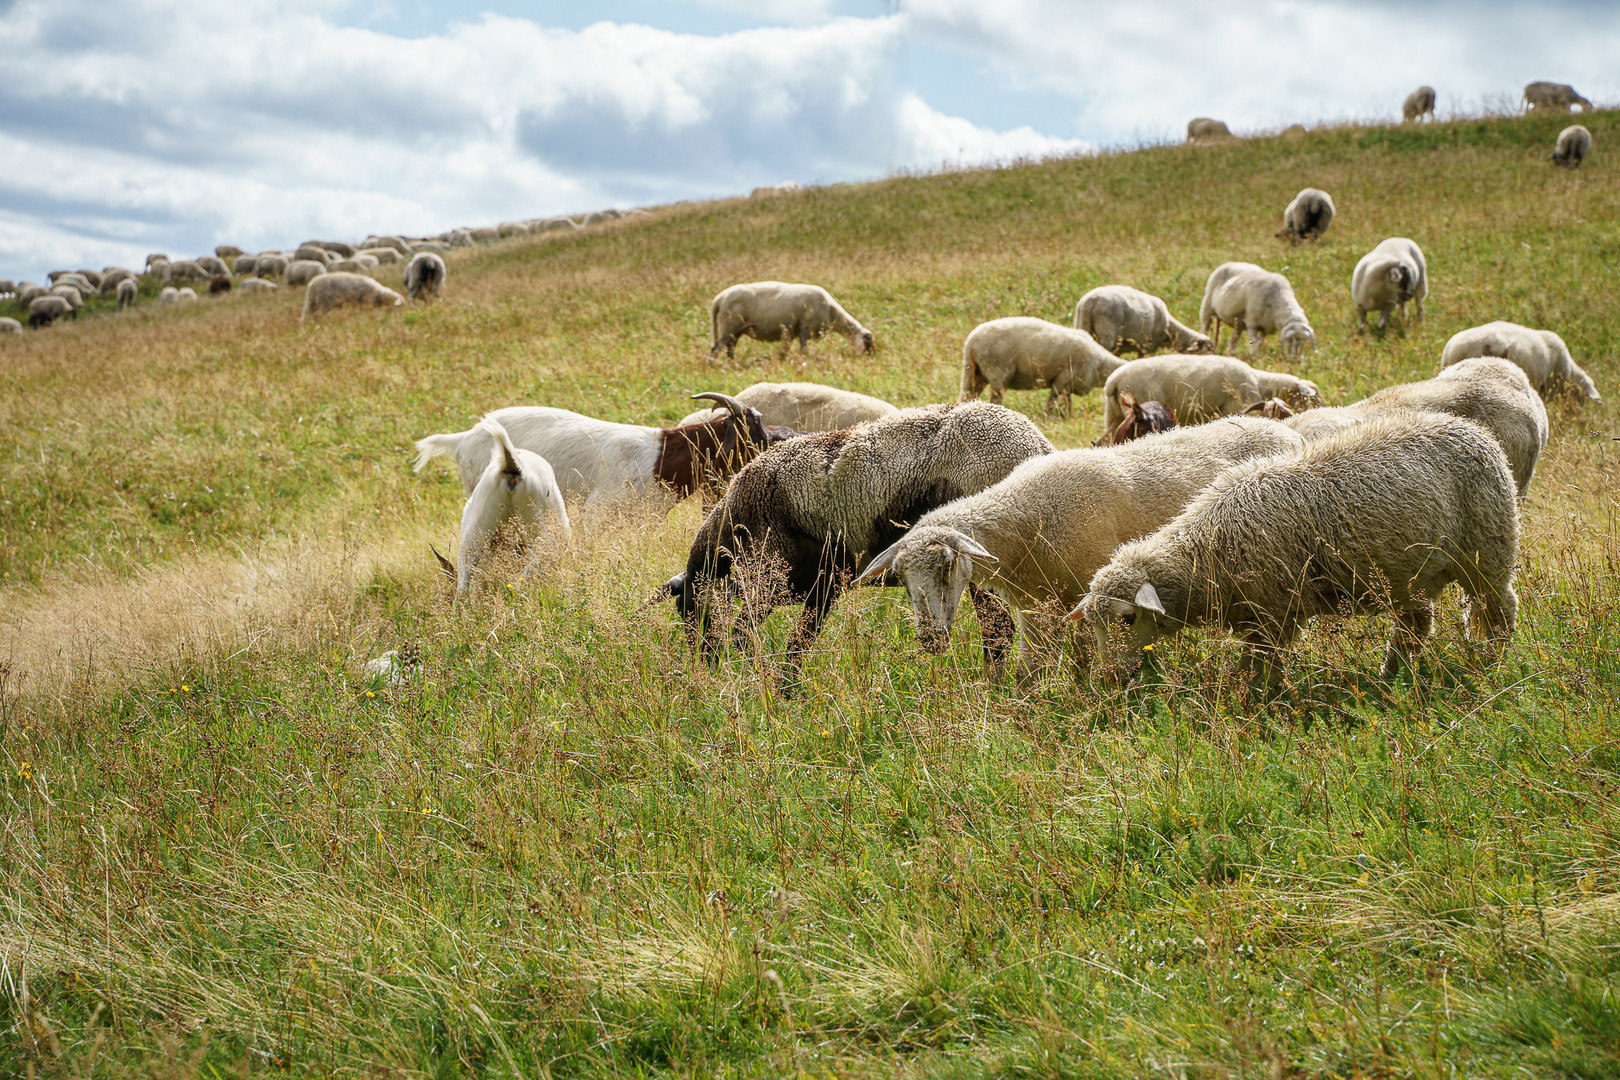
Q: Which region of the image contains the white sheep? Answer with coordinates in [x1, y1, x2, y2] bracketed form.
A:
[959, 317, 1124, 415]
[255, 256, 290, 279]
[14, 284, 46, 305]
[1075, 411, 1519, 685]
[855, 416, 1304, 686]
[195, 256, 231, 278]
[676, 382, 898, 431]
[238, 278, 278, 296]
[233, 255, 258, 275]
[29, 296, 73, 326]
[1440, 320, 1598, 402]
[49, 284, 84, 311]
[361, 236, 412, 256]
[117, 278, 137, 308]
[710, 281, 874, 359]
[98, 268, 136, 295]
[1351, 237, 1427, 332]
[1101, 353, 1323, 434]
[1200, 262, 1316, 358]
[1551, 125, 1591, 168]
[1277, 188, 1335, 242]
[356, 247, 403, 266]
[294, 244, 337, 264]
[1524, 82, 1593, 114]
[0, 280, 13, 298]
[215, 245, 246, 261]
[1187, 118, 1234, 142]
[403, 252, 446, 302]
[286, 260, 328, 287]
[178, 288, 198, 304]
[158, 287, 180, 307]
[164, 260, 209, 284]
[469, 227, 500, 244]
[1403, 86, 1436, 122]
[1074, 285, 1213, 356]
[144, 254, 170, 274]
[0, 317, 21, 334]
[301, 272, 404, 321]
[436, 419, 570, 599]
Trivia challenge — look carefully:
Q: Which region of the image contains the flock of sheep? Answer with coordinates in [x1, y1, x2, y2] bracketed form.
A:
[0, 210, 652, 333]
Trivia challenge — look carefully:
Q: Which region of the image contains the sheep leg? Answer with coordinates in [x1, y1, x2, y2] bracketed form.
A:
[1357, 309, 1368, 334]
[969, 584, 1016, 681]
[1013, 607, 1064, 693]
[1466, 574, 1517, 661]
[781, 580, 841, 692]
[1378, 309, 1391, 334]
[1382, 603, 1433, 679]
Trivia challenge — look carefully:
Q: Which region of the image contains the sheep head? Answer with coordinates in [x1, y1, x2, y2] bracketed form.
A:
[1281, 323, 1316, 360]
[1068, 576, 1173, 668]
[1108, 395, 1178, 444]
[856, 527, 994, 653]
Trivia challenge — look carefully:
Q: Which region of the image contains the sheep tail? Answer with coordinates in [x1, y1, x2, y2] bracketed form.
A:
[412, 432, 465, 473]
[477, 418, 523, 475]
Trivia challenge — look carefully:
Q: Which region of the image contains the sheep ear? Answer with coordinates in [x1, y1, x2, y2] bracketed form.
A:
[854, 540, 904, 585]
[1134, 581, 1166, 615]
[945, 532, 997, 562]
[430, 544, 456, 581]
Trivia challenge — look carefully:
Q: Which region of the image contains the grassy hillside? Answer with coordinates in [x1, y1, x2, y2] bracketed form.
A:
[1, 110, 1618, 1077]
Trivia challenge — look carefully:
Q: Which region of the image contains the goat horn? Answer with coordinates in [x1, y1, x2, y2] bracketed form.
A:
[690, 391, 748, 418]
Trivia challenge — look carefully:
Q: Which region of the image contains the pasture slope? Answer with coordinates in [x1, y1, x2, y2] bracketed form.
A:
[1, 110, 1618, 1077]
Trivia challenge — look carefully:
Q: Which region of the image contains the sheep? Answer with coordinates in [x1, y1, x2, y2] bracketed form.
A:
[1074, 285, 1213, 357]
[959, 317, 1125, 415]
[49, 284, 84, 311]
[1440, 320, 1599, 402]
[409, 240, 448, 254]
[310, 241, 355, 257]
[295, 244, 337, 264]
[215, 245, 246, 260]
[1403, 86, 1436, 122]
[233, 255, 258, 275]
[1551, 125, 1591, 168]
[1106, 396, 1178, 444]
[415, 392, 770, 512]
[144, 254, 169, 273]
[29, 295, 73, 327]
[582, 210, 622, 226]
[178, 288, 198, 304]
[238, 278, 277, 296]
[117, 278, 138, 308]
[497, 221, 527, 239]
[286, 260, 328, 287]
[195, 256, 231, 278]
[98, 268, 136, 294]
[469, 227, 500, 244]
[15, 284, 47, 306]
[535, 218, 577, 233]
[1200, 262, 1316, 358]
[0, 280, 12, 298]
[433, 419, 571, 600]
[73, 269, 104, 289]
[854, 416, 1304, 686]
[0, 317, 20, 334]
[1187, 118, 1234, 142]
[1281, 406, 1365, 441]
[651, 402, 1055, 682]
[1073, 412, 1519, 685]
[1277, 188, 1335, 242]
[676, 381, 898, 431]
[209, 274, 232, 295]
[710, 281, 874, 359]
[1103, 353, 1322, 435]
[357, 247, 403, 266]
[403, 252, 446, 302]
[361, 235, 412, 256]
[165, 260, 210, 284]
[158, 287, 180, 307]
[256, 256, 290, 279]
[300, 272, 404, 321]
[1524, 82, 1593, 114]
[1351, 237, 1427, 332]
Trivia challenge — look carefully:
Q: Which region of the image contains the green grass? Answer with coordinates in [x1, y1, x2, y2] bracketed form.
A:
[1, 109, 1618, 1077]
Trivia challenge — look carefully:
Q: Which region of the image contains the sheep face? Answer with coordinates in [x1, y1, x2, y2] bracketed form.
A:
[1070, 579, 1173, 670]
[1281, 324, 1316, 360]
[1181, 333, 1214, 355]
[857, 526, 993, 653]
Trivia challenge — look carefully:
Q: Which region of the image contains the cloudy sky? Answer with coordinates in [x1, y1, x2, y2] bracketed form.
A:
[2, 0, 1616, 282]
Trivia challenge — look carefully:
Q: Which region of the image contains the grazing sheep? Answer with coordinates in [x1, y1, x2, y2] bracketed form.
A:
[1074, 412, 1519, 684]
[469, 227, 500, 244]
[215, 245, 245, 261]
[361, 235, 412, 256]
[310, 241, 355, 258]
[73, 269, 104, 289]
[1200, 262, 1316, 358]
[286, 260, 328, 287]
[408, 240, 448, 254]
[1403, 86, 1436, 122]
[652, 402, 1055, 681]
[1551, 125, 1591, 168]
[676, 381, 898, 431]
[238, 278, 277, 296]
[960, 317, 1126, 415]
[158, 287, 180, 307]
[1351, 237, 1428, 332]
[49, 285, 83, 311]
[1074, 285, 1213, 357]
[1106, 396, 1178, 444]
[0, 317, 20, 334]
[233, 255, 258, 275]
[295, 244, 337, 264]
[437, 419, 571, 599]
[1441, 320, 1598, 402]
[582, 210, 622, 226]
[855, 416, 1303, 685]
[710, 281, 874, 359]
[300, 272, 404, 321]
[0, 280, 12, 298]
[164, 260, 209, 284]
[416, 393, 769, 509]
[98, 268, 136, 294]
[196, 256, 231, 278]
[497, 221, 528, 239]
[403, 252, 446, 302]
[256, 256, 290, 279]
[15, 284, 48, 306]
[1524, 82, 1593, 114]
[1277, 188, 1335, 242]
[144, 254, 169, 274]
[357, 247, 402, 266]
[1102, 353, 1323, 434]
[1187, 118, 1234, 142]
[209, 274, 232, 295]
[535, 218, 577, 233]
[29, 295, 73, 327]
[178, 288, 198, 304]
[117, 278, 138, 308]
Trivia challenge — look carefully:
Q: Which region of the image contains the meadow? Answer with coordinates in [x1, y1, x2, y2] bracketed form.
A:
[1, 109, 1617, 1077]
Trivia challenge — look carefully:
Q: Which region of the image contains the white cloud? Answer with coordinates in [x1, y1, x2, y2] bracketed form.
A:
[0, 1, 1080, 280]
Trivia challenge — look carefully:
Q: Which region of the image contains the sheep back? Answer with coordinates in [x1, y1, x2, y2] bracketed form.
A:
[301, 272, 404, 322]
[1440, 320, 1598, 402]
[678, 382, 898, 431]
[1074, 285, 1211, 356]
[960, 317, 1124, 413]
